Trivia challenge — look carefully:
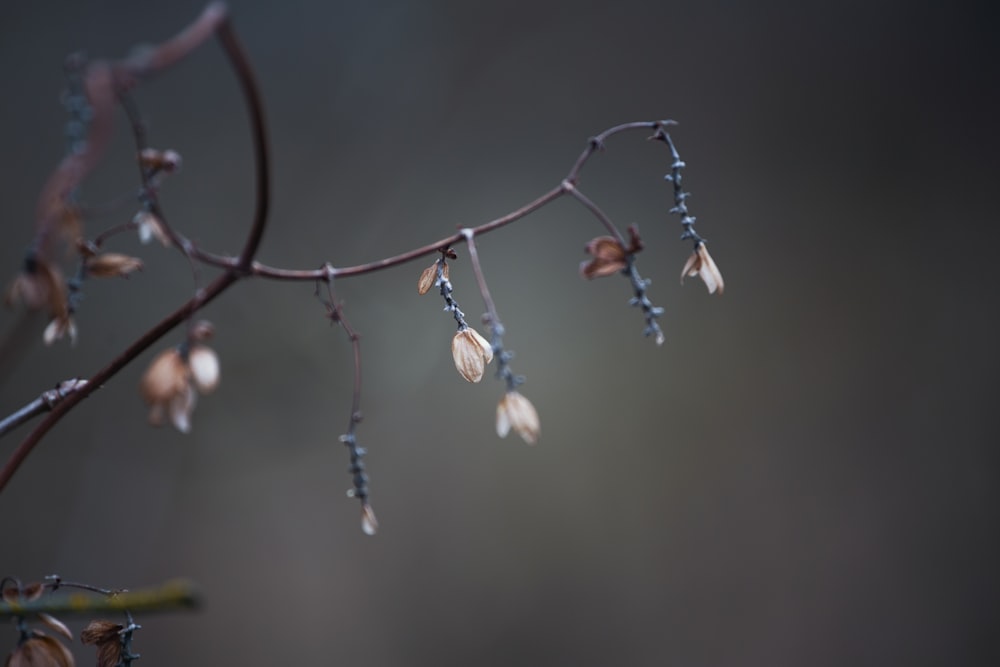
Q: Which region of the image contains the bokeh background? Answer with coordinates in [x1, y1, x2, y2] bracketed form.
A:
[1, 1, 998, 665]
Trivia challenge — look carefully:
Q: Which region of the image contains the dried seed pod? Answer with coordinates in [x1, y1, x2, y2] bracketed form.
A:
[680, 242, 724, 295]
[188, 345, 220, 394]
[580, 236, 628, 279]
[82, 619, 125, 667]
[496, 390, 541, 444]
[451, 327, 494, 383]
[361, 503, 378, 536]
[417, 261, 448, 295]
[85, 253, 144, 278]
[134, 210, 171, 247]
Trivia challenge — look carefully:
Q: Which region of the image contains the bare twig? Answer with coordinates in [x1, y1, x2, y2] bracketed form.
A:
[0, 379, 88, 438]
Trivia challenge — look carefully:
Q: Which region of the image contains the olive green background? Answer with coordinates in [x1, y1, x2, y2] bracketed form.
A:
[1, 1, 997, 665]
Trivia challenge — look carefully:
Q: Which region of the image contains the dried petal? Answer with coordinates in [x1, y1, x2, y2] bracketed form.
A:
[134, 210, 171, 247]
[85, 253, 144, 278]
[43, 315, 77, 347]
[188, 345, 220, 394]
[580, 236, 628, 279]
[140, 348, 189, 406]
[451, 327, 494, 383]
[496, 391, 540, 444]
[169, 385, 197, 434]
[360, 503, 378, 536]
[38, 614, 73, 641]
[80, 620, 123, 645]
[680, 243, 724, 295]
[417, 263, 437, 295]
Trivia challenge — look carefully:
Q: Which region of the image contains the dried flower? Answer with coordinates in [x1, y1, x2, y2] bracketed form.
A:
[580, 236, 628, 279]
[5, 257, 67, 317]
[140, 343, 219, 433]
[43, 314, 77, 347]
[81, 620, 125, 667]
[451, 327, 494, 383]
[360, 503, 378, 536]
[681, 242, 724, 295]
[139, 147, 182, 174]
[6, 632, 75, 667]
[188, 345, 220, 393]
[85, 253, 144, 278]
[496, 390, 540, 444]
[133, 210, 171, 247]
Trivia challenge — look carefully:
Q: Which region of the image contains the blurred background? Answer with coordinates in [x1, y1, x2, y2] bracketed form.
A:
[1, 0, 998, 665]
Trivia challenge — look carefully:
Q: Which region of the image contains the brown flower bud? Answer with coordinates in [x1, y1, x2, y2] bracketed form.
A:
[81, 619, 125, 667]
[451, 327, 494, 383]
[140, 343, 220, 434]
[141, 348, 193, 432]
[417, 263, 437, 295]
[680, 242, 724, 295]
[141, 348, 188, 406]
[85, 253, 144, 278]
[5, 258, 68, 319]
[417, 261, 448, 295]
[580, 236, 628, 279]
[496, 390, 540, 444]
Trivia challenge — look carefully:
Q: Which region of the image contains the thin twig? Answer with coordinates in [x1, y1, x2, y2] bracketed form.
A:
[462, 229, 520, 391]
[0, 379, 88, 438]
[318, 275, 376, 534]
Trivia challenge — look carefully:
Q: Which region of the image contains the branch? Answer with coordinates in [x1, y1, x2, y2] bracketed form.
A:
[0, 379, 88, 438]
[0, 579, 200, 617]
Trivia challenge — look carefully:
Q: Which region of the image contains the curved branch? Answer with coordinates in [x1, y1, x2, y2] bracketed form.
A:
[215, 18, 271, 271]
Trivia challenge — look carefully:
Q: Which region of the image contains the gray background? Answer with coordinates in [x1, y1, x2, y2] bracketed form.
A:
[1, 1, 998, 665]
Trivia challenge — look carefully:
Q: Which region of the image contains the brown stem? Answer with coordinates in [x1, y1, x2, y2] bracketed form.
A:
[216, 18, 271, 271]
[0, 108, 671, 492]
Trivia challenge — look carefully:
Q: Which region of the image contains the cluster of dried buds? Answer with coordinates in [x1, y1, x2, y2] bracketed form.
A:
[580, 229, 724, 295]
[139, 320, 220, 433]
[418, 254, 541, 444]
[2, 581, 74, 667]
[3, 149, 182, 348]
[2, 578, 137, 667]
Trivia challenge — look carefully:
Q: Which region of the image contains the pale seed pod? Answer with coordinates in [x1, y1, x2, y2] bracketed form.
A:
[361, 503, 378, 536]
[188, 345, 220, 394]
[140, 348, 189, 406]
[496, 390, 540, 444]
[417, 263, 437, 295]
[85, 253, 144, 278]
[681, 242, 724, 295]
[134, 210, 171, 247]
[451, 327, 494, 382]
